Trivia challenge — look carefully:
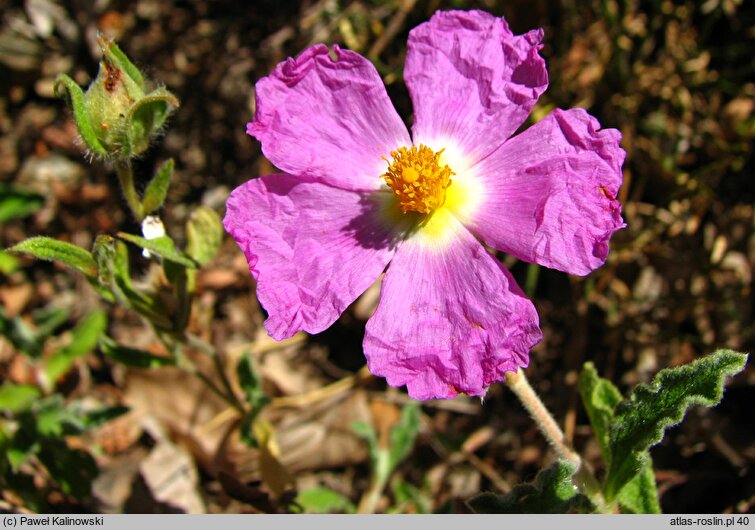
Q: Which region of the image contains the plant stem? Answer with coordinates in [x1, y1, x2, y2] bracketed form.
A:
[505, 369, 610, 512]
[184, 332, 245, 413]
[115, 160, 144, 221]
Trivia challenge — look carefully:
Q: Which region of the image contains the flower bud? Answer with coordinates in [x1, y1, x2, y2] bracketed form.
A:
[54, 35, 179, 160]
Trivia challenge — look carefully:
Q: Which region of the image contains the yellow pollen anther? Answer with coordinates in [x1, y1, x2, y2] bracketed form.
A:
[382, 144, 454, 214]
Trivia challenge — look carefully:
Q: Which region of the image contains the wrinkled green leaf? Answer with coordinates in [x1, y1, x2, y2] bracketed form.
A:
[117, 232, 197, 268]
[186, 206, 223, 266]
[100, 336, 175, 368]
[0, 184, 44, 223]
[604, 349, 748, 500]
[142, 158, 174, 215]
[296, 486, 355, 514]
[469, 460, 596, 514]
[44, 310, 107, 385]
[54, 74, 108, 156]
[9, 237, 97, 279]
[389, 402, 421, 470]
[0, 383, 40, 413]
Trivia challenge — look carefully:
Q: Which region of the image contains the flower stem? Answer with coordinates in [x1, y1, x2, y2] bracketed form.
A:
[505, 369, 610, 512]
[115, 160, 144, 221]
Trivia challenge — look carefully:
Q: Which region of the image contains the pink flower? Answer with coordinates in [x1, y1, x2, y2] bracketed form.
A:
[224, 10, 625, 400]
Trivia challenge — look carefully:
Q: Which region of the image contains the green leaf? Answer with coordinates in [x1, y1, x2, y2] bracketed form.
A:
[53, 74, 108, 157]
[0, 383, 40, 413]
[142, 159, 174, 215]
[296, 486, 355, 514]
[236, 354, 270, 411]
[604, 349, 748, 501]
[617, 463, 661, 514]
[578, 362, 623, 461]
[44, 310, 107, 385]
[9, 237, 97, 279]
[186, 206, 223, 266]
[117, 232, 197, 268]
[351, 421, 379, 456]
[0, 184, 44, 223]
[0, 249, 19, 274]
[100, 336, 175, 369]
[468, 460, 596, 514]
[579, 362, 660, 513]
[389, 402, 421, 470]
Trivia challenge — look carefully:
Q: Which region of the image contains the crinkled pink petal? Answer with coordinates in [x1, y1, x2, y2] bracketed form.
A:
[224, 174, 397, 340]
[247, 45, 410, 192]
[466, 108, 626, 276]
[363, 217, 542, 400]
[405, 10, 548, 163]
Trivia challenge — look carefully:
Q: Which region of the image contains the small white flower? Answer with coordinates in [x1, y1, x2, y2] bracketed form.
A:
[141, 215, 165, 258]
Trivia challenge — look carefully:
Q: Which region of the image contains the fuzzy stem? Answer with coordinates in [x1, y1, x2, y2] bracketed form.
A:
[115, 160, 144, 221]
[505, 369, 610, 512]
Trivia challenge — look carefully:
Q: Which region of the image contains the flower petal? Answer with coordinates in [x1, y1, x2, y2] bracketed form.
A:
[466, 108, 626, 276]
[224, 174, 398, 340]
[364, 212, 542, 400]
[405, 10, 548, 164]
[247, 44, 410, 191]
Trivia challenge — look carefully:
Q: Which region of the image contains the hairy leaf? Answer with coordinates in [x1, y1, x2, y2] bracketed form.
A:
[296, 486, 355, 514]
[9, 237, 97, 279]
[617, 463, 661, 513]
[53, 74, 108, 156]
[604, 349, 747, 500]
[469, 460, 595, 514]
[142, 158, 174, 214]
[389, 402, 421, 470]
[186, 206, 223, 266]
[117, 232, 197, 268]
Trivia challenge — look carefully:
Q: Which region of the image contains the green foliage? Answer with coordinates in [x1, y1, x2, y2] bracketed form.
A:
[0, 383, 40, 413]
[0, 305, 68, 359]
[296, 486, 355, 514]
[100, 336, 175, 368]
[0, 184, 44, 223]
[142, 158, 174, 215]
[603, 349, 747, 501]
[579, 362, 660, 513]
[186, 206, 223, 266]
[388, 401, 421, 470]
[236, 354, 271, 447]
[117, 232, 197, 268]
[9, 237, 97, 279]
[468, 460, 595, 514]
[0, 250, 19, 274]
[43, 310, 107, 388]
[1, 391, 128, 503]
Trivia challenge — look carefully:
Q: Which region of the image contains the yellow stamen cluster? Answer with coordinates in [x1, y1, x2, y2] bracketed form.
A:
[382, 144, 454, 214]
